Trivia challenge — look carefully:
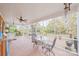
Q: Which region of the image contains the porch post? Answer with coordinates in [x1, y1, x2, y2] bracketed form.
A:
[31, 24, 36, 42]
[77, 7, 79, 55]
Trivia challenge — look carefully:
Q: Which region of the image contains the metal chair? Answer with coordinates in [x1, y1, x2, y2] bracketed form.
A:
[42, 38, 57, 56]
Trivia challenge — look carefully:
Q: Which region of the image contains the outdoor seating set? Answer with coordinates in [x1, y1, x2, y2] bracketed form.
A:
[31, 35, 57, 56]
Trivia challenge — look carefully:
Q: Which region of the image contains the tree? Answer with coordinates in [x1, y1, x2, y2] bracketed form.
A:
[67, 13, 77, 38]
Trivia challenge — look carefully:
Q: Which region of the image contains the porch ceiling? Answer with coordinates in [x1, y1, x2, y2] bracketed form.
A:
[0, 3, 79, 25]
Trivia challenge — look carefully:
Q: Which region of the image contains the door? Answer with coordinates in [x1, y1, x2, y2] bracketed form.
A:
[0, 16, 6, 56]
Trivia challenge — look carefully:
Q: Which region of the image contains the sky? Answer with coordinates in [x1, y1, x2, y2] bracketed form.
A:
[38, 19, 52, 27]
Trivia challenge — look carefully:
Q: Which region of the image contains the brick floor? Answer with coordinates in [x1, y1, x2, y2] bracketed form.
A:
[10, 35, 77, 56]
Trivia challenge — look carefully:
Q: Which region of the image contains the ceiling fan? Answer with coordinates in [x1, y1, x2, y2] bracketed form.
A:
[17, 16, 27, 23]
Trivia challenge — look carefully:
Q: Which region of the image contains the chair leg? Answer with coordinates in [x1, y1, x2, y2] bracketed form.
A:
[51, 51, 55, 56]
[33, 43, 36, 48]
[33, 43, 34, 48]
[49, 51, 50, 56]
[44, 50, 48, 56]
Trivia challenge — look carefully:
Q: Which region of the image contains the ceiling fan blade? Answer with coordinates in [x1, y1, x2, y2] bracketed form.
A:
[24, 19, 27, 20]
[16, 16, 29, 23]
[16, 17, 20, 20]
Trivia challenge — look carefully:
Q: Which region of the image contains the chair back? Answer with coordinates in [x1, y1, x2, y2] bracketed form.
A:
[51, 38, 57, 49]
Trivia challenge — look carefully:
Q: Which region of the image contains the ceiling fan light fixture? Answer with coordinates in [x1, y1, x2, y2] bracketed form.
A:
[64, 3, 71, 11]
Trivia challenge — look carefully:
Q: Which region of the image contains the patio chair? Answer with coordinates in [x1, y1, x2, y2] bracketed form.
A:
[42, 37, 57, 56]
[32, 37, 42, 48]
[32, 35, 43, 48]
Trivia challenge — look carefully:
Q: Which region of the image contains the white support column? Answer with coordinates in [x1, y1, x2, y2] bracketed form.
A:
[77, 8, 79, 55]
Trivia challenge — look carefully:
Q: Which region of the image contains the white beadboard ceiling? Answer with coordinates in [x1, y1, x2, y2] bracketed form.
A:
[0, 3, 79, 24]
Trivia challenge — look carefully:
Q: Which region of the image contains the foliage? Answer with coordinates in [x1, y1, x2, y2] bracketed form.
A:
[34, 13, 77, 37]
